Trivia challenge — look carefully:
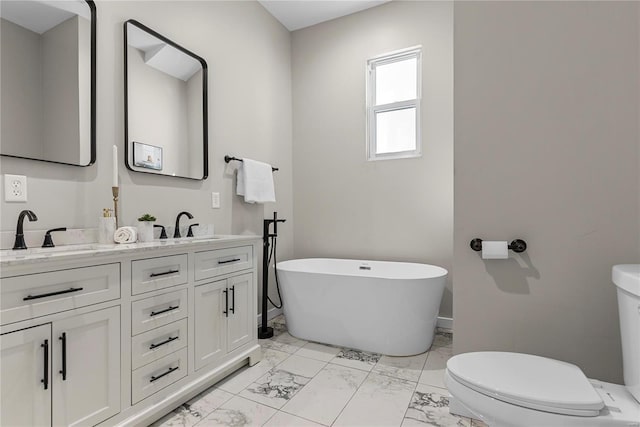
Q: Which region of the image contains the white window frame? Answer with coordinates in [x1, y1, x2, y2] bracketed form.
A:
[366, 46, 422, 161]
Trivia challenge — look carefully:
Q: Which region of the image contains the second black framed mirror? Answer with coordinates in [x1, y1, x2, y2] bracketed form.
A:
[124, 19, 208, 180]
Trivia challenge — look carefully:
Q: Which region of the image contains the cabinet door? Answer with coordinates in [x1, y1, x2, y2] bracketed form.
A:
[1, 324, 52, 427]
[227, 273, 253, 352]
[52, 306, 120, 427]
[194, 280, 227, 370]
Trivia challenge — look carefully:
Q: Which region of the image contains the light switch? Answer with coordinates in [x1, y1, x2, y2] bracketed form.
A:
[211, 192, 220, 209]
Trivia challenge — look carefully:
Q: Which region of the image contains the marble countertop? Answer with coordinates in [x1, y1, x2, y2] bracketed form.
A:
[0, 235, 260, 267]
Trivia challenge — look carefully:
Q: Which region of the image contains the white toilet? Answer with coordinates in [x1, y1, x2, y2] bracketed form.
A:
[445, 264, 640, 427]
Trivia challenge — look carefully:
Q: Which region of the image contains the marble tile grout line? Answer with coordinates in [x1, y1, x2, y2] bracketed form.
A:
[399, 376, 421, 425]
[155, 315, 460, 427]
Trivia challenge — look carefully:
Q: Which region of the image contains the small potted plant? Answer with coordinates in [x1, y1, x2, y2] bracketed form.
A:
[137, 213, 156, 242]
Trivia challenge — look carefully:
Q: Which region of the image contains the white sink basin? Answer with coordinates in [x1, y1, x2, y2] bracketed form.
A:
[0, 235, 237, 264]
[169, 235, 221, 242]
[0, 243, 114, 258]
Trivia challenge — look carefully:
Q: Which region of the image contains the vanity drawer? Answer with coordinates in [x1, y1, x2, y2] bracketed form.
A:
[131, 289, 188, 336]
[131, 318, 188, 370]
[1, 263, 120, 325]
[194, 246, 253, 281]
[131, 254, 188, 295]
[131, 347, 187, 404]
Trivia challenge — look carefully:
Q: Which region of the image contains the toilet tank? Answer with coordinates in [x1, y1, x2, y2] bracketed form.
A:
[613, 264, 640, 403]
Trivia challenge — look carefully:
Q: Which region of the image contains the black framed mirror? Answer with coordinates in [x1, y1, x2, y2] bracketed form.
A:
[0, 0, 96, 166]
[124, 20, 208, 180]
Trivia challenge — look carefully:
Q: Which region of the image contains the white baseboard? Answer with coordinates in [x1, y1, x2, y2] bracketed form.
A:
[437, 316, 453, 331]
[256, 307, 283, 326]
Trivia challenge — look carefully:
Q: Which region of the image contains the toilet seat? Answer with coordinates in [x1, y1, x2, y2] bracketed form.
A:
[447, 352, 604, 417]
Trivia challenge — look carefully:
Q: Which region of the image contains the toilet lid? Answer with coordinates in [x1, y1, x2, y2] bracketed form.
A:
[447, 352, 604, 417]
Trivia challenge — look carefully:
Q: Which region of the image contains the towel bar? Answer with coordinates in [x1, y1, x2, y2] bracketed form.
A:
[224, 155, 278, 171]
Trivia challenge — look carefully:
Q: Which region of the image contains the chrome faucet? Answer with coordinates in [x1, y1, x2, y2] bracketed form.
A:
[173, 211, 194, 238]
[13, 210, 38, 250]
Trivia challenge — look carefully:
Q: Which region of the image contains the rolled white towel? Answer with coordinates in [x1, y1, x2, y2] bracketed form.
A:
[114, 226, 137, 244]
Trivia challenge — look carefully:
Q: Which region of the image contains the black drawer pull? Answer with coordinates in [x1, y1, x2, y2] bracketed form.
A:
[218, 258, 241, 265]
[41, 339, 49, 390]
[149, 269, 179, 278]
[149, 336, 179, 350]
[150, 366, 179, 383]
[24, 287, 84, 301]
[150, 305, 179, 317]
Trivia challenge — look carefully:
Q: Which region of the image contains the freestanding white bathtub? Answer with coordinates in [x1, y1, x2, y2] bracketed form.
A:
[276, 258, 448, 356]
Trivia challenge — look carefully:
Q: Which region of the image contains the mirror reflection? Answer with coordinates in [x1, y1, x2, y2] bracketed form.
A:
[0, 0, 95, 166]
[125, 20, 208, 180]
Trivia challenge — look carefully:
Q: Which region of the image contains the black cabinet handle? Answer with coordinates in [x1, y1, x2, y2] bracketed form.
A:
[149, 336, 179, 350]
[24, 287, 83, 301]
[149, 269, 179, 278]
[223, 288, 228, 317]
[150, 306, 179, 317]
[41, 339, 49, 390]
[218, 258, 241, 265]
[150, 366, 179, 383]
[230, 286, 235, 314]
[59, 332, 67, 381]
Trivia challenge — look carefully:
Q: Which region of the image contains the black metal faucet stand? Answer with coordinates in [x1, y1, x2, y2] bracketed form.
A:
[258, 211, 286, 339]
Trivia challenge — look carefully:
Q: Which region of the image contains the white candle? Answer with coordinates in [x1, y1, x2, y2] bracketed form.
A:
[112, 145, 118, 187]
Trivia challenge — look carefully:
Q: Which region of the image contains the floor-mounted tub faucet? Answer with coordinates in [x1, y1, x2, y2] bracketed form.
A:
[13, 209, 38, 250]
[173, 211, 194, 238]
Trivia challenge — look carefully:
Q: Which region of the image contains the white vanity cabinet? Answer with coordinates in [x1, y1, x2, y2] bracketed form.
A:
[52, 306, 121, 427]
[194, 280, 228, 369]
[194, 273, 253, 370]
[1, 236, 261, 427]
[226, 272, 253, 352]
[1, 323, 51, 427]
[0, 306, 121, 427]
[194, 246, 255, 371]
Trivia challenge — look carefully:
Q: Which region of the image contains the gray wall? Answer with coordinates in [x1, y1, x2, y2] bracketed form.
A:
[1, 16, 89, 164]
[78, 15, 92, 166]
[1, 18, 45, 159]
[453, 1, 640, 383]
[0, 1, 293, 313]
[42, 16, 82, 164]
[127, 44, 190, 176]
[291, 1, 454, 317]
[187, 70, 204, 174]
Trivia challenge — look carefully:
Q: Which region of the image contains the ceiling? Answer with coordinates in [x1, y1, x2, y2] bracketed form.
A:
[1, 0, 90, 34]
[258, 0, 391, 31]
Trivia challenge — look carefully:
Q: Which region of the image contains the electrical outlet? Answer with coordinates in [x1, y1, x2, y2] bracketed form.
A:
[4, 174, 27, 202]
[211, 192, 220, 209]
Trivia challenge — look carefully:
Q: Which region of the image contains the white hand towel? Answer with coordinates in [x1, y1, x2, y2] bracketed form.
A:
[114, 226, 137, 244]
[236, 164, 246, 196]
[236, 158, 276, 204]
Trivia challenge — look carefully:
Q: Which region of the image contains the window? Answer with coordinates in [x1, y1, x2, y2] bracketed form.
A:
[366, 47, 421, 161]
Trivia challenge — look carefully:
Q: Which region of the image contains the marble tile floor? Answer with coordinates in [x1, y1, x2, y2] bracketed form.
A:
[151, 316, 487, 427]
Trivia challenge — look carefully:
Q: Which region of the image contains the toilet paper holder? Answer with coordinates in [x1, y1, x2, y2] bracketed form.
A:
[470, 238, 527, 253]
